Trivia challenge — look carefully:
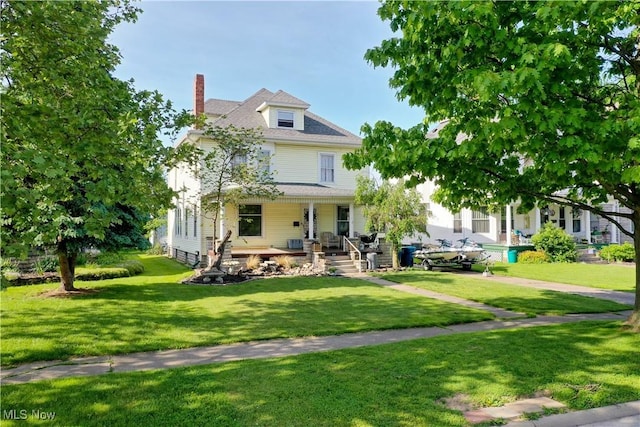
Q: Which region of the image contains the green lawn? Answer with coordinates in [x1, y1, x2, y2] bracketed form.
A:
[379, 270, 631, 316]
[473, 262, 636, 292]
[0, 255, 493, 367]
[2, 322, 638, 426]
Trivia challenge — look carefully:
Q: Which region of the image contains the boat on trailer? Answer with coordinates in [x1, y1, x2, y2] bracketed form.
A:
[415, 238, 488, 271]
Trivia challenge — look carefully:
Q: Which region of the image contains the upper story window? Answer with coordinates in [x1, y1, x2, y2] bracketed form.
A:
[231, 153, 247, 170]
[277, 110, 294, 128]
[319, 153, 335, 183]
[258, 149, 271, 174]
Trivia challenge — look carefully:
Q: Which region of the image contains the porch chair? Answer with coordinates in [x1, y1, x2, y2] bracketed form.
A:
[321, 231, 341, 249]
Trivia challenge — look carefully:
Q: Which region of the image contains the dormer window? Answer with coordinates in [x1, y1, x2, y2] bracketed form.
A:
[277, 110, 294, 128]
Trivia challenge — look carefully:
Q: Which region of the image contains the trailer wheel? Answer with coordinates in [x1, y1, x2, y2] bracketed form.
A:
[461, 263, 472, 271]
[422, 260, 433, 271]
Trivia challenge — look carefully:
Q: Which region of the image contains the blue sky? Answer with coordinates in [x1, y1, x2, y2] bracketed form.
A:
[109, 0, 426, 142]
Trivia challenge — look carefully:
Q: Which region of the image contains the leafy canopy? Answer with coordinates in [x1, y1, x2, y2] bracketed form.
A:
[344, 1, 639, 232]
[1, 0, 193, 259]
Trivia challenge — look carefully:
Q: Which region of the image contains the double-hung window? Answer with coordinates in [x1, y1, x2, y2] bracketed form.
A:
[258, 149, 271, 174]
[472, 207, 490, 233]
[453, 212, 462, 233]
[319, 153, 335, 183]
[277, 110, 294, 128]
[239, 204, 262, 237]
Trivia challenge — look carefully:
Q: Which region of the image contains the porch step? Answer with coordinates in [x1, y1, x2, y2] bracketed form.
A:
[326, 255, 360, 275]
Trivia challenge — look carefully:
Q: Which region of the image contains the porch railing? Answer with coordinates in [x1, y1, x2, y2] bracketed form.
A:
[342, 236, 362, 273]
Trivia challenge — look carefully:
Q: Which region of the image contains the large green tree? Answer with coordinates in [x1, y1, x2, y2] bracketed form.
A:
[344, 1, 640, 325]
[354, 176, 426, 269]
[1, 1, 192, 290]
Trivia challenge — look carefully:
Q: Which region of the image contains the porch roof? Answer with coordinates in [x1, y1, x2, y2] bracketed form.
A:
[242, 183, 355, 204]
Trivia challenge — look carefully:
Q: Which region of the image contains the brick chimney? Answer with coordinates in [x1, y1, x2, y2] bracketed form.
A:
[194, 74, 204, 128]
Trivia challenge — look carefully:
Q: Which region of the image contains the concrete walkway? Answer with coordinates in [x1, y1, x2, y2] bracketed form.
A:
[476, 274, 635, 305]
[1, 272, 637, 426]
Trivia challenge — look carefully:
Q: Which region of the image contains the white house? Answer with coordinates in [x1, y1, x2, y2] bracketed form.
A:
[166, 75, 372, 265]
[407, 120, 634, 248]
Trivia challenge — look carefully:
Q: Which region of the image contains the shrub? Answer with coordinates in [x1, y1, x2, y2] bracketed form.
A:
[34, 256, 59, 274]
[599, 243, 635, 262]
[517, 250, 550, 264]
[531, 222, 577, 262]
[245, 254, 261, 270]
[146, 244, 166, 255]
[92, 252, 125, 266]
[76, 267, 130, 281]
[273, 255, 294, 269]
[75, 260, 144, 281]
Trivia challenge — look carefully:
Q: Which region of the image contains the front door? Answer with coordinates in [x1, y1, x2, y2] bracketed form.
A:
[337, 206, 349, 237]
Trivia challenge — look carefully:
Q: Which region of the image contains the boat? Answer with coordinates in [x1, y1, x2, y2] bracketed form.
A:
[415, 238, 488, 271]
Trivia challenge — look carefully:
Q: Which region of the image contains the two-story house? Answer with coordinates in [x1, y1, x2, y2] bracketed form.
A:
[166, 75, 371, 265]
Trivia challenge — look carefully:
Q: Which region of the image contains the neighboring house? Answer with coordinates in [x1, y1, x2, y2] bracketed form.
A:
[407, 120, 634, 248]
[166, 75, 371, 265]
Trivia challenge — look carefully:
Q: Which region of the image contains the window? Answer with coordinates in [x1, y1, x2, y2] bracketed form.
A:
[453, 212, 462, 233]
[337, 206, 349, 236]
[258, 149, 271, 174]
[559, 207, 566, 230]
[500, 206, 514, 234]
[277, 110, 294, 128]
[320, 153, 335, 183]
[175, 207, 182, 236]
[239, 204, 262, 236]
[231, 153, 247, 170]
[193, 207, 197, 237]
[184, 209, 189, 237]
[472, 207, 490, 233]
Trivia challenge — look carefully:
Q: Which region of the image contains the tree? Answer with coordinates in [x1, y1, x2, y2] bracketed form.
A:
[195, 124, 281, 267]
[354, 176, 426, 269]
[343, 1, 640, 328]
[1, 1, 193, 291]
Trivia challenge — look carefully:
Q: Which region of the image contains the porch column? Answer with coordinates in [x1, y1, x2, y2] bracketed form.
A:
[506, 204, 513, 246]
[349, 203, 354, 238]
[612, 201, 619, 243]
[219, 205, 225, 240]
[534, 208, 541, 234]
[308, 202, 314, 240]
[583, 209, 591, 243]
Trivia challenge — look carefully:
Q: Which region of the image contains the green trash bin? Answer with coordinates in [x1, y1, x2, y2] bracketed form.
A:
[507, 249, 518, 263]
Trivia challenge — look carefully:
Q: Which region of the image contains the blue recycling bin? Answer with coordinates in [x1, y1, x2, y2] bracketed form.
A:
[507, 249, 518, 263]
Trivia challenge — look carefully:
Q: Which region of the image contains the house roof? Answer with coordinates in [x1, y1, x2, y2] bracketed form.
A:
[197, 88, 361, 146]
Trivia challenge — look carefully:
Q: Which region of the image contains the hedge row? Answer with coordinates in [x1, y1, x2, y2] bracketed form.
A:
[76, 260, 144, 281]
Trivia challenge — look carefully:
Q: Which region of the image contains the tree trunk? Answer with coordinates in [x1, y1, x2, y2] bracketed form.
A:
[624, 210, 640, 331]
[391, 243, 400, 270]
[58, 251, 77, 291]
[207, 229, 232, 271]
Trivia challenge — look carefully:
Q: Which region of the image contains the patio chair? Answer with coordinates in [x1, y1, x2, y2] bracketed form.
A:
[321, 231, 341, 249]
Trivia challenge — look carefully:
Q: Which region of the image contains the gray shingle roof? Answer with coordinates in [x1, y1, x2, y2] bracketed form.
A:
[201, 88, 361, 146]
